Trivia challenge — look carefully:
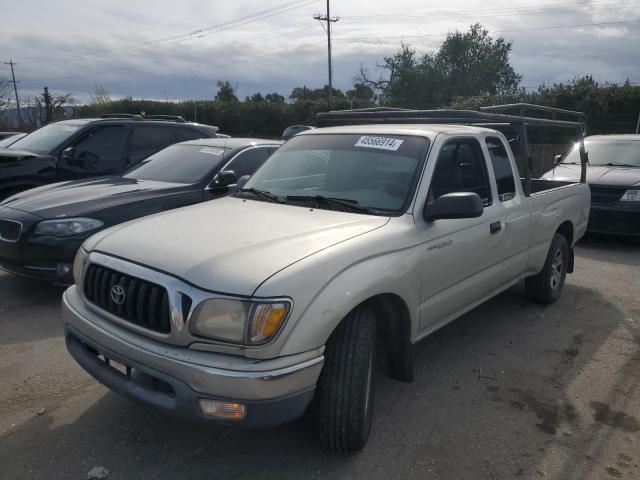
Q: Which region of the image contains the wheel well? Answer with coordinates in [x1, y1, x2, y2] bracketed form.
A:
[556, 221, 575, 273]
[363, 293, 414, 383]
[557, 221, 574, 246]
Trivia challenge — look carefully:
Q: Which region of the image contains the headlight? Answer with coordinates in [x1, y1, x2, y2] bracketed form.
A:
[620, 189, 640, 202]
[72, 247, 89, 284]
[35, 218, 104, 237]
[190, 298, 291, 345]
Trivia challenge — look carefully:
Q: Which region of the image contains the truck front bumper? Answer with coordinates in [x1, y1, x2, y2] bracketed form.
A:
[588, 205, 640, 237]
[62, 286, 323, 427]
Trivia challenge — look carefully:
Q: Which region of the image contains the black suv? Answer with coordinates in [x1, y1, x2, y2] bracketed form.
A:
[0, 114, 219, 199]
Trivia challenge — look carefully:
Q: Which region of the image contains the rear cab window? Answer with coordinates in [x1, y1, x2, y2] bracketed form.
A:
[485, 137, 517, 202]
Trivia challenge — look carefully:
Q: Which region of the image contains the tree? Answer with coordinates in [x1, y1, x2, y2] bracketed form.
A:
[265, 92, 285, 103]
[248, 92, 265, 102]
[215, 80, 238, 103]
[0, 79, 11, 111]
[23, 87, 75, 127]
[346, 82, 375, 108]
[89, 83, 112, 105]
[358, 24, 522, 108]
[435, 24, 522, 101]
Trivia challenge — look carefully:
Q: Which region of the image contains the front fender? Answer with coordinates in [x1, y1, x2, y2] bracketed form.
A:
[255, 230, 422, 358]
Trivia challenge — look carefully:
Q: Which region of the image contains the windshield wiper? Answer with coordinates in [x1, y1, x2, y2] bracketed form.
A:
[285, 195, 382, 214]
[237, 188, 283, 203]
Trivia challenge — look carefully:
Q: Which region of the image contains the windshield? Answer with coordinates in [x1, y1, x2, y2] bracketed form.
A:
[562, 140, 640, 167]
[122, 144, 228, 183]
[242, 133, 430, 213]
[8, 122, 84, 154]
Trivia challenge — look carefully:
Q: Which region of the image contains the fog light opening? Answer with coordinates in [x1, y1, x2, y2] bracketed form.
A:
[57, 263, 72, 276]
[199, 399, 246, 420]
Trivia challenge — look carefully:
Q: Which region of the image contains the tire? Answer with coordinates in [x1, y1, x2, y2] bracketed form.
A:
[317, 306, 377, 453]
[525, 233, 569, 304]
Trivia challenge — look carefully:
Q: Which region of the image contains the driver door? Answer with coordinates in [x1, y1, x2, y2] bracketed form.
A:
[417, 137, 504, 333]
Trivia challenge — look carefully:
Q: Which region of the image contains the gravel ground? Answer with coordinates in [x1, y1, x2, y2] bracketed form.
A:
[0, 235, 638, 480]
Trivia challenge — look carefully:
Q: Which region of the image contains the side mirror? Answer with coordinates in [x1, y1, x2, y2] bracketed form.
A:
[236, 175, 251, 189]
[554, 154, 563, 165]
[424, 192, 484, 221]
[209, 170, 237, 190]
[62, 146, 75, 161]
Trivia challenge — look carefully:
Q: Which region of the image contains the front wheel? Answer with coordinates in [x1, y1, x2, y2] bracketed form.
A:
[525, 233, 569, 304]
[316, 306, 377, 453]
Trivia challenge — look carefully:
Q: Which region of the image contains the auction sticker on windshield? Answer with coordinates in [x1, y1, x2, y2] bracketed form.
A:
[355, 136, 404, 151]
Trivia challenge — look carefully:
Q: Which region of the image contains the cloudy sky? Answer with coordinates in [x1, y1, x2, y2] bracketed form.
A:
[2, 0, 639, 103]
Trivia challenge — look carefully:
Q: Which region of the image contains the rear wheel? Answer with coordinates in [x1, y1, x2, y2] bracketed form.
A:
[316, 306, 377, 453]
[525, 233, 569, 304]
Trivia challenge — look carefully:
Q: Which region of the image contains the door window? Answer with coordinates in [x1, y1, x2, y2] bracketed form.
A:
[72, 126, 129, 172]
[429, 139, 492, 205]
[128, 126, 173, 163]
[225, 147, 273, 178]
[486, 137, 517, 202]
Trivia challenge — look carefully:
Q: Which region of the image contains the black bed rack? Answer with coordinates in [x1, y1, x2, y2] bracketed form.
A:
[316, 104, 588, 196]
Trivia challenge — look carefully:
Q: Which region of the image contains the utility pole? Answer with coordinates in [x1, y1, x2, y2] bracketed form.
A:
[43, 86, 53, 124]
[5, 59, 21, 126]
[313, 1, 339, 106]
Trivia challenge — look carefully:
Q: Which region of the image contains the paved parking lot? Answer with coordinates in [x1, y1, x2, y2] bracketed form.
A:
[0, 236, 638, 480]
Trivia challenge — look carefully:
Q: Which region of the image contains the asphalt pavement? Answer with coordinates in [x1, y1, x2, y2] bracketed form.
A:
[0, 235, 638, 480]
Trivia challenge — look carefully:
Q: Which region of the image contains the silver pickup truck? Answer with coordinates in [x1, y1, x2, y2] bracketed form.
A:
[62, 109, 591, 452]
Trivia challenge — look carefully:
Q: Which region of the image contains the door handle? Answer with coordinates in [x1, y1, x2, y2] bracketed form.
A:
[490, 221, 502, 234]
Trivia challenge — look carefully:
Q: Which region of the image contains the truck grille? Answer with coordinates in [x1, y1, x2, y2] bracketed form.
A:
[0, 220, 22, 242]
[589, 186, 625, 206]
[83, 264, 171, 334]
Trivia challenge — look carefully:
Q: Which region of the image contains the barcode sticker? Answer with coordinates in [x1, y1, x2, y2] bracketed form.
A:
[355, 136, 404, 151]
[199, 147, 224, 156]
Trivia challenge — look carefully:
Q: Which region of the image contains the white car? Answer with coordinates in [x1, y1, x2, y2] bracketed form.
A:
[62, 118, 590, 452]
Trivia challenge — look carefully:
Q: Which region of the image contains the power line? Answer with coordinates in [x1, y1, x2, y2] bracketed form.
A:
[16, 0, 321, 64]
[313, 0, 339, 103]
[4, 59, 21, 124]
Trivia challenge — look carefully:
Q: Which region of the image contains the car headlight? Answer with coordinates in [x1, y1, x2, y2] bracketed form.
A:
[190, 298, 291, 345]
[73, 247, 89, 284]
[35, 218, 104, 237]
[620, 189, 640, 202]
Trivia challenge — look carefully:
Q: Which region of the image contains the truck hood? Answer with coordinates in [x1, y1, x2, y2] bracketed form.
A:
[85, 196, 390, 296]
[542, 164, 640, 187]
[1, 176, 189, 218]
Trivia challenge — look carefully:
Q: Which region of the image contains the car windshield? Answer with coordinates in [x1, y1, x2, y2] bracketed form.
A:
[122, 144, 228, 183]
[8, 122, 85, 154]
[562, 140, 640, 167]
[242, 133, 430, 214]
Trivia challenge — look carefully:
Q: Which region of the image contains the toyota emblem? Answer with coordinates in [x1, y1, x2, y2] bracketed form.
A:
[110, 285, 126, 305]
